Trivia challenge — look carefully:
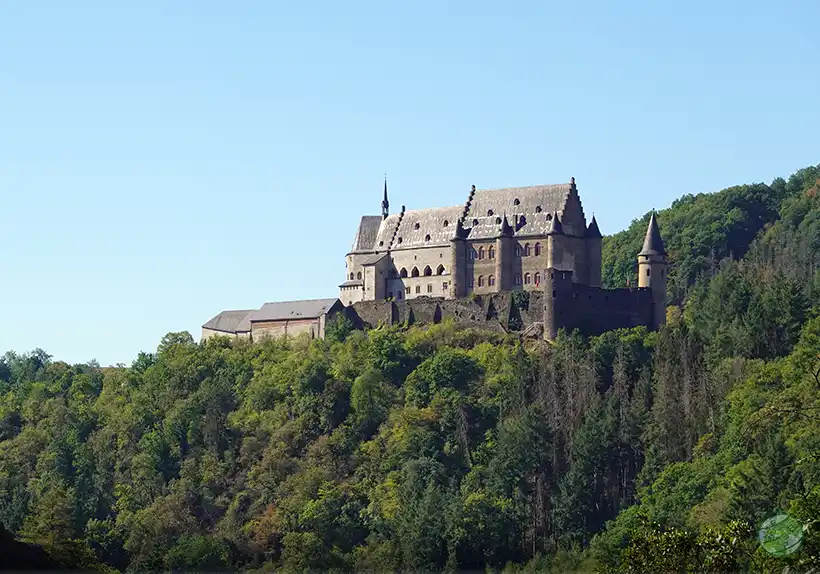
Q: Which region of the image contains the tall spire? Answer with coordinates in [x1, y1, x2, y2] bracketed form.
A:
[639, 211, 665, 256]
[381, 174, 389, 220]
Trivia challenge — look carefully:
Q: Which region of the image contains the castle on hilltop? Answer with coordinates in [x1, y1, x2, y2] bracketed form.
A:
[203, 177, 668, 342]
[342, 178, 668, 338]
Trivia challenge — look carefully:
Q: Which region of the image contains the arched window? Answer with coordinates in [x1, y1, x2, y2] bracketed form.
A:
[436, 264, 445, 275]
[534, 272, 541, 285]
[534, 242, 541, 256]
[400, 267, 408, 278]
[443, 220, 449, 227]
[487, 209, 494, 216]
[495, 217, 501, 224]
[488, 275, 495, 286]
[524, 273, 531, 285]
[357, 271, 362, 280]
[425, 234, 431, 242]
[535, 206, 542, 213]
[349, 272, 354, 280]
[545, 213, 552, 221]
[472, 219, 479, 226]
[414, 222, 420, 230]
[411, 267, 420, 277]
[513, 198, 520, 206]
[524, 243, 531, 256]
[423, 265, 433, 277]
[478, 246, 485, 260]
[488, 245, 495, 259]
[515, 245, 521, 257]
[397, 237, 403, 243]
[478, 275, 484, 287]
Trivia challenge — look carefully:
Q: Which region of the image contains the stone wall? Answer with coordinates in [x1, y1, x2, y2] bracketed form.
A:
[349, 290, 545, 334]
[545, 283, 653, 339]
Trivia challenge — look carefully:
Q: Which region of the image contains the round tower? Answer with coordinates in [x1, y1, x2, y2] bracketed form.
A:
[450, 219, 468, 298]
[637, 211, 668, 329]
[495, 214, 514, 292]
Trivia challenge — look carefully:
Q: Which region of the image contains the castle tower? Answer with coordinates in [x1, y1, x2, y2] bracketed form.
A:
[546, 211, 565, 272]
[450, 219, 468, 298]
[495, 214, 514, 292]
[637, 212, 667, 329]
[381, 176, 389, 220]
[586, 215, 603, 287]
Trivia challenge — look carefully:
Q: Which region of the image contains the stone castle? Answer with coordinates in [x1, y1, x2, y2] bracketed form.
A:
[340, 178, 667, 338]
[203, 178, 667, 342]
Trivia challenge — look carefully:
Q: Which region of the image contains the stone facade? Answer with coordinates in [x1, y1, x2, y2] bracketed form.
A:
[342, 178, 603, 305]
[344, 178, 668, 340]
[201, 299, 344, 342]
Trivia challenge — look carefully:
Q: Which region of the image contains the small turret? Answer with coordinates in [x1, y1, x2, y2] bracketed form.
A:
[499, 214, 514, 237]
[452, 218, 469, 240]
[381, 176, 389, 220]
[585, 215, 602, 238]
[586, 215, 603, 287]
[637, 211, 667, 329]
[547, 212, 564, 235]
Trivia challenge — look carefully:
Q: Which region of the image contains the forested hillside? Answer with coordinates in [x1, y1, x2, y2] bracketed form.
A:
[1, 165, 819, 572]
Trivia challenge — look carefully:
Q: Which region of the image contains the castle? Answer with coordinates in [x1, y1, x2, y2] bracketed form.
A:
[341, 178, 667, 338]
[203, 178, 667, 342]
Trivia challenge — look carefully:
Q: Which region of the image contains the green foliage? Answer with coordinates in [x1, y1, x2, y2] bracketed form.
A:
[2, 164, 820, 572]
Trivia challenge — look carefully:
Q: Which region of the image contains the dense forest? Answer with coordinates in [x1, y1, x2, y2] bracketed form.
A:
[2, 165, 819, 572]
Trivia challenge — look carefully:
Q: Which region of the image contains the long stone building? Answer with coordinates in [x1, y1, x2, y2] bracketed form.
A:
[341, 178, 603, 304]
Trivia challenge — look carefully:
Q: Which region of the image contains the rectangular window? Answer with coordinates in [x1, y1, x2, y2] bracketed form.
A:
[442, 282, 448, 291]
[427, 284, 433, 293]
[405, 287, 411, 294]
[415, 286, 421, 294]
[646, 269, 651, 277]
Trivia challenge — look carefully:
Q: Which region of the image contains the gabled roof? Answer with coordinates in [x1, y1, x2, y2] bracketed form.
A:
[639, 212, 666, 256]
[250, 298, 341, 322]
[350, 216, 383, 253]
[202, 309, 254, 333]
[390, 205, 465, 249]
[358, 253, 387, 266]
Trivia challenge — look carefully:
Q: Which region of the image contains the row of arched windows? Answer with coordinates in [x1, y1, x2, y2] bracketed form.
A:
[470, 243, 542, 260]
[475, 275, 495, 287]
[398, 264, 446, 278]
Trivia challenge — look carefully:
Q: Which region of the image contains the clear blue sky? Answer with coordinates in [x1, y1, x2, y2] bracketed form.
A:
[1, 1, 818, 366]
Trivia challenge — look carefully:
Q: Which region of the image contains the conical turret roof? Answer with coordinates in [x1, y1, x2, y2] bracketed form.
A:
[499, 214, 514, 237]
[547, 212, 563, 235]
[585, 215, 602, 238]
[639, 212, 665, 256]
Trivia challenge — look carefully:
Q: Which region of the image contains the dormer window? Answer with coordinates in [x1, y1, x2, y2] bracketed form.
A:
[535, 206, 542, 213]
[487, 209, 494, 216]
[425, 234, 431, 242]
[443, 220, 449, 227]
[472, 219, 479, 226]
[397, 237, 403, 243]
[414, 222, 420, 230]
[513, 198, 520, 206]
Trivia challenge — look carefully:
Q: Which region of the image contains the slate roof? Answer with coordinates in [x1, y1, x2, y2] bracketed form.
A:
[339, 279, 363, 287]
[202, 310, 254, 333]
[391, 206, 464, 249]
[351, 216, 383, 253]
[586, 215, 602, 238]
[250, 298, 341, 322]
[355, 182, 575, 250]
[639, 212, 666, 255]
[358, 253, 388, 266]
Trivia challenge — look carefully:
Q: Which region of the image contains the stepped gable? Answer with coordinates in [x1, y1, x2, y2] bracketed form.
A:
[389, 205, 465, 249]
[639, 212, 666, 255]
[463, 183, 572, 239]
[350, 215, 383, 253]
[202, 309, 254, 334]
[370, 213, 402, 251]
